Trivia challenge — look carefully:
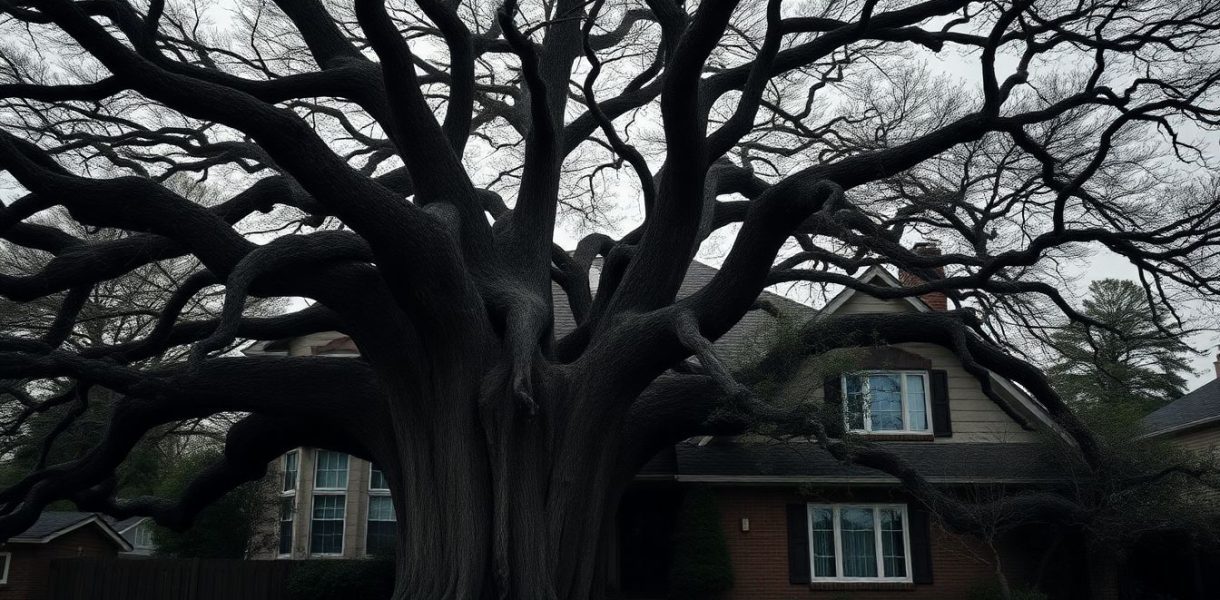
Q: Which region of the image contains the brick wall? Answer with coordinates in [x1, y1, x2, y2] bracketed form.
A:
[714, 487, 1002, 600]
[0, 527, 119, 600]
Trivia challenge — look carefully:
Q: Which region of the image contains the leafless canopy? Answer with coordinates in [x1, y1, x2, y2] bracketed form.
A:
[1, 0, 1219, 597]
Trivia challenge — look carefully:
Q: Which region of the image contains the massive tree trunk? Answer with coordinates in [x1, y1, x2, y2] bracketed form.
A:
[380, 357, 633, 600]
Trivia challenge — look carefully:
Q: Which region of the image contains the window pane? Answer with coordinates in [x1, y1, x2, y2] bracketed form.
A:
[310, 494, 346, 554]
[905, 375, 929, 432]
[868, 374, 903, 431]
[366, 496, 397, 557]
[366, 521, 397, 557]
[370, 467, 390, 491]
[283, 452, 299, 492]
[810, 508, 836, 577]
[279, 497, 294, 555]
[880, 509, 907, 577]
[314, 451, 349, 489]
[844, 376, 866, 430]
[839, 507, 878, 577]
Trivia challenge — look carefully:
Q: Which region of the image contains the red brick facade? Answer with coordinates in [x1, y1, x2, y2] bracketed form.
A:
[0, 528, 120, 600]
[714, 487, 1008, 600]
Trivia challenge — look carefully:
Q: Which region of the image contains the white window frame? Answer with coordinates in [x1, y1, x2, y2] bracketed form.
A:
[133, 520, 154, 550]
[309, 450, 350, 556]
[277, 450, 301, 558]
[365, 464, 395, 557]
[0, 552, 10, 584]
[368, 463, 390, 492]
[806, 503, 913, 583]
[842, 371, 932, 434]
[282, 450, 299, 493]
[313, 450, 350, 491]
[309, 492, 347, 557]
[277, 496, 296, 558]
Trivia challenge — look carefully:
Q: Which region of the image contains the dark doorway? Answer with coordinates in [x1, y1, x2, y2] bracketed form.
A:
[616, 486, 682, 599]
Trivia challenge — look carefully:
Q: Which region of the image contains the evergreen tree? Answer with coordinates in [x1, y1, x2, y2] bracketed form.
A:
[1048, 279, 1195, 413]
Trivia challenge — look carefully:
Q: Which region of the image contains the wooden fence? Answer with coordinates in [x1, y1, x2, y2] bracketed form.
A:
[49, 558, 299, 600]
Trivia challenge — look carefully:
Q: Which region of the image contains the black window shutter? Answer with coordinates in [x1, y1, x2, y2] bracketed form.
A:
[929, 370, 952, 437]
[909, 505, 934, 584]
[823, 376, 844, 437]
[786, 503, 811, 584]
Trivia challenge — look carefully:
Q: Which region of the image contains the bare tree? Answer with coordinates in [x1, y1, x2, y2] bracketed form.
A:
[0, 0, 1219, 598]
[0, 176, 280, 473]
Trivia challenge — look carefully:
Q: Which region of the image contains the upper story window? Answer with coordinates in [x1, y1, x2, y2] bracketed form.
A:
[314, 451, 349, 490]
[282, 450, 299, 493]
[369, 465, 390, 491]
[808, 504, 911, 582]
[843, 372, 929, 433]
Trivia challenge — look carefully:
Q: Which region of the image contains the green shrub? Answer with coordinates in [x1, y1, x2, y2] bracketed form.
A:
[668, 487, 734, 599]
[286, 559, 395, 600]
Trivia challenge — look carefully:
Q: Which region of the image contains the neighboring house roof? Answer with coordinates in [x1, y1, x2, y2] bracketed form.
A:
[9, 511, 133, 551]
[638, 440, 1069, 484]
[108, 516, 147, 534]
[1142, 379, 1220, 438]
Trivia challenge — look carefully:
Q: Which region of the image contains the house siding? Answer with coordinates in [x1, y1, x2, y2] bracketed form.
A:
[0, 528, 118, 600]
[253, 448, 378, 560]
[834, 291, 917, 315]
[1168, 426, 1220, 456]
[783, 342, 1038, 443]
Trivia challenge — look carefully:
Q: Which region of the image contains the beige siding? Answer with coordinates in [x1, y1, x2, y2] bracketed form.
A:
[833, 290, 918, 315]
[1171, 427, 1220, 457]
[786, 287, 1042, 442]
[253, 448, 380, 560]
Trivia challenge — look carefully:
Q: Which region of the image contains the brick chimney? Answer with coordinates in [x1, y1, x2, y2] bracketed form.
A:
[898, 242, 948, 311]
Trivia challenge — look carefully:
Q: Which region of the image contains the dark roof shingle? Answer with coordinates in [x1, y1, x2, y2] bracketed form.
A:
[1143, 379, 1220, 436]
[640, 440, 1068, 483]
[12, 511, 96, 540]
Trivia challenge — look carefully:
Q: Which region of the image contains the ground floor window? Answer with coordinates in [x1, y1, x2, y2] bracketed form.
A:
[279, 497, 295, 555]
[366, 495, 397, 556]
[0, 552, 9, 584]
[808, 504, 911, 582]
[311, 494, 346, 555]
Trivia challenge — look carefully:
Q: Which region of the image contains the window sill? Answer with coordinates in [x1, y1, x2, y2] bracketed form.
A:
[809, 581, 916, 591]
[853, 432, 935, 441]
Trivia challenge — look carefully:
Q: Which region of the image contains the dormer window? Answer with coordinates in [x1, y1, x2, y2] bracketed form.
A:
[843, 372, 930, 433]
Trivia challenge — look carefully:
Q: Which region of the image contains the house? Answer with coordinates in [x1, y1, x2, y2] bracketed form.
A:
[108, 516, 157, 557]
[1142, 355, 1220, 457]
[246, 249, 1100, 597]
[0, 511, 131, 600]
[1132, 357, 1220, 599]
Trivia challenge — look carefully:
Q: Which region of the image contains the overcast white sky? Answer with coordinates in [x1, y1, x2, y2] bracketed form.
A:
[3, 0, 1216, 393]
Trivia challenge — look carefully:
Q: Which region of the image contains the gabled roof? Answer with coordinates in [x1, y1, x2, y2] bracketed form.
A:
[107, 515, 148, 534]
[1142, 379, 1220, 438]
[9, 511, 133, 551]
[815, 265, 1060, 435]
[818, 265, 932, 316]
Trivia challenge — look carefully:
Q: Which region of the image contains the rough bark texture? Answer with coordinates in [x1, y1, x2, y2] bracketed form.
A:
[1, 0, 1220, 598]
